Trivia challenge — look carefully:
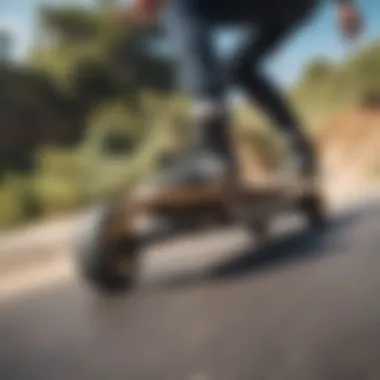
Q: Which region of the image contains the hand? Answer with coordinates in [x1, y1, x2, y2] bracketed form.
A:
[337, 1, 363, 41]
[131, 0, 163, 25]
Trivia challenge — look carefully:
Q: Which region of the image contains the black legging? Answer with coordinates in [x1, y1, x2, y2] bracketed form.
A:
[165, 0, 317, 137]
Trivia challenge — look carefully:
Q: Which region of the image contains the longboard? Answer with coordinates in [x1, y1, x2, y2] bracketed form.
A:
[74, 177, 326, 294]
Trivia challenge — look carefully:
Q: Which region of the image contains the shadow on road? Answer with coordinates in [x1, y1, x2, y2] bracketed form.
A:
[144, 199, 378, 293]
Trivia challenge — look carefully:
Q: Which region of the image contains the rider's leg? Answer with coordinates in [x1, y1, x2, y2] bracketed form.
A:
[164, 0, 234, 166]
[231, 3, 318, 176]
[144, 0, 239, 187]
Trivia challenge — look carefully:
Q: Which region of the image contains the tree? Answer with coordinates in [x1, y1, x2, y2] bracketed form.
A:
[0, 3, 174, 175]
[31, 4, 174, 99]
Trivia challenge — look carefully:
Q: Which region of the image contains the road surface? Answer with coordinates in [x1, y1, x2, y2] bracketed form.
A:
[1, 196, 380, 380]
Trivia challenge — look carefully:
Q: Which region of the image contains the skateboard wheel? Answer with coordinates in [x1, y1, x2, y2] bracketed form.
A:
[248, 219, 271, 245]
[74, 204, 140, 294]
[300, 193, 328, 229]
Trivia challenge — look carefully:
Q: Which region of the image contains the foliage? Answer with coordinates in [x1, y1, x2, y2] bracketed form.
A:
[292, 41, 380, 128]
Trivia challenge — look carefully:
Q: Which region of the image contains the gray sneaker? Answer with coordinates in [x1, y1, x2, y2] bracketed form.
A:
[156, 149, 236, 188]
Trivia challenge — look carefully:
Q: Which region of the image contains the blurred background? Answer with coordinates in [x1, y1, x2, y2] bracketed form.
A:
[1, 1, 380, 379]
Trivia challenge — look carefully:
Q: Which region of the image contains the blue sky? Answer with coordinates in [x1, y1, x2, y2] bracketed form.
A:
[0, 0, 379, 85]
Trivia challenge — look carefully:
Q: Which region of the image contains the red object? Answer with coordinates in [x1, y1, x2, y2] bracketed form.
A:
[132, 0, 163, 24]
[338, 2, 363, 40]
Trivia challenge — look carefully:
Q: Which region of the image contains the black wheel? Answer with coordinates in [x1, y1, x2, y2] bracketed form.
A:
[248, 219, 271, 246]
[74, 204, 140, 294]
[300, 193, 328, 229]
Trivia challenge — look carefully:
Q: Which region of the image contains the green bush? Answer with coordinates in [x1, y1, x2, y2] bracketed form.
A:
[0, 182, 25, 229]
[33, 176, 84, 215]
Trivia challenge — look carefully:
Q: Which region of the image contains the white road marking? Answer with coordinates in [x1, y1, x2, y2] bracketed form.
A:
[0, 253, 72, 303]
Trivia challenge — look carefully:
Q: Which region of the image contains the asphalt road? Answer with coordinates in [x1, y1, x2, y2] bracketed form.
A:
[1, 197, 380, 380]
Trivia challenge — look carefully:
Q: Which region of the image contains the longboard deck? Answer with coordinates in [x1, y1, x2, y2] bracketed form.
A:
[126, 177, 319, 214]
[106, 177, 322, 241]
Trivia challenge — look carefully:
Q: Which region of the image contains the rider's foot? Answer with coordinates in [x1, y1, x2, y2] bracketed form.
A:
[280, 132, 319, 182]
[146, 104, 238, 190]
[155, 147, 236, 187]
